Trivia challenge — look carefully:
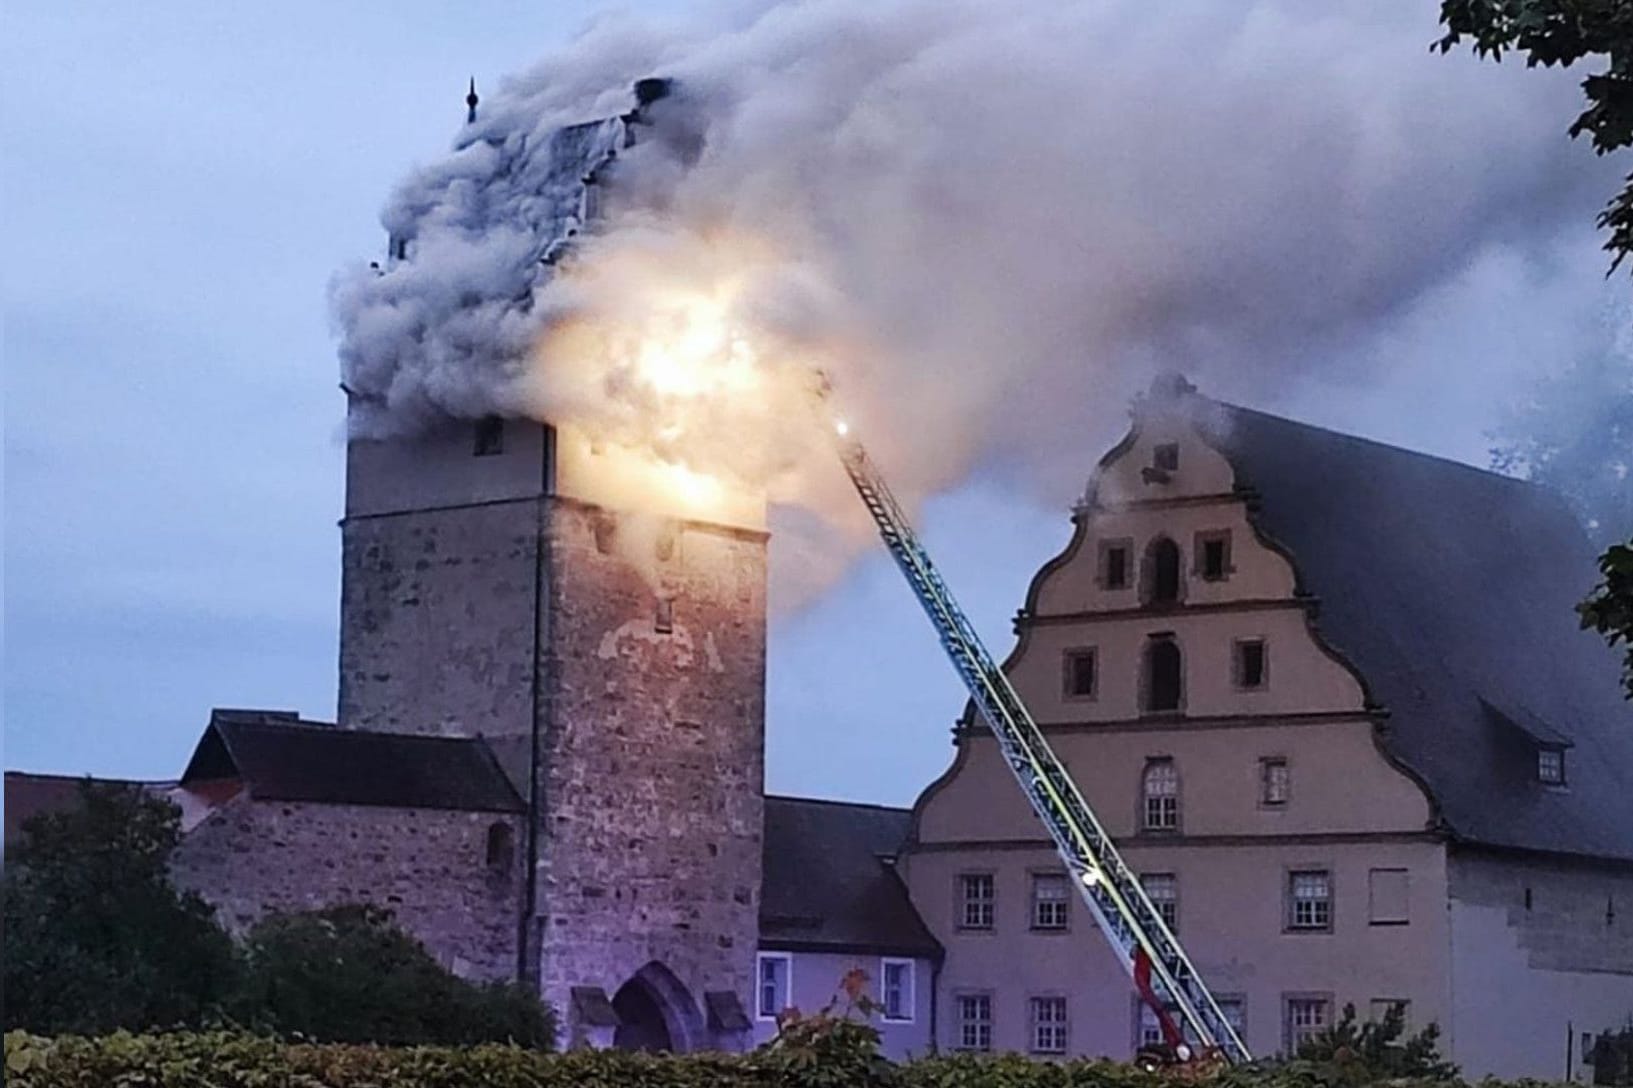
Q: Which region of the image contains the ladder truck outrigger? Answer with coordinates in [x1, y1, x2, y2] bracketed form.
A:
[828, 410, 1252, 1067]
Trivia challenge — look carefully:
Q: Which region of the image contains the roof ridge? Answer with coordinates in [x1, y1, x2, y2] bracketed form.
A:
[221, 720, 496, 749]
[764, 793, 910, 814]
[3, 770, 173, 786]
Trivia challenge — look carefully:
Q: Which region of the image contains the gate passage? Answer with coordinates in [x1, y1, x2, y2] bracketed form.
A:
[831, 415, 1251, 1064]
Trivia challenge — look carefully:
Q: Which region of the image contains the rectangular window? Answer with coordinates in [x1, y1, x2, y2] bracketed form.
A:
[1288, 870, 1332, 931]
[1219, 997, 1247, 1038]
[1141, 873, 1179, 932]
[1285, 995, 1332, 1053]
[1031, 873, 1070, 930]
[1136, 1002, 1172, 1048]
[1063, 649, 1097, 699]
[654, 597, 674, 634]
[1102, 541, 1131, 590]
[958, 873, 995, 930]
[473, 415, 504, 456]
[1538, 748, 1565, 785]
[1196, 531, 1232, 580]
[1368, 868, 1410, 925]
[956, 993, 993, 1051]
[1142, 758, 1180, 831]
[1153, 443, 1180, 472]
[756, 953, 791, 1020]
[1235, 639, 1268, 690]
[880, 959, 914, 1022]
[1030, 996, 1068, 1054]
[1260, 758, 1290, 807]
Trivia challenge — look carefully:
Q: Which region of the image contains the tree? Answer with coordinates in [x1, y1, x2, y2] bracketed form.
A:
[1435, 0, 1633, 272]
[1, 781, 241, 1034]
[1295, 1002, 1458, 1081]
[1582, 541, 1633, 698]
[236, 904, 555, 1048]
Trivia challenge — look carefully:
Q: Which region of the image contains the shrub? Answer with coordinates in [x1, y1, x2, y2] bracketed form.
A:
[1290, 1002, 1456, 1083]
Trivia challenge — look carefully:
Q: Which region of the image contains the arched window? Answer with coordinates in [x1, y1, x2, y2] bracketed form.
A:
[1141, 759, 1180, 831]
[1143, 637, 1183, 713]
[485, 822, 515, 873]
[1143, 538, 1182, 606]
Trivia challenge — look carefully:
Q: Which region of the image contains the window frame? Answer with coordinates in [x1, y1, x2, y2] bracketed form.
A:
[1283, 992, 1334, 1055]
[879, 957, 915, 1023]
[1099, 538, 1134, 591]
[1285, 868, 1334, 933]
[1029, 994, 1069, 1055]
[956, 872, 996, 931]
[1142, 538, 1184, 607]
[1061, 647, 1098, 701]
[473, 415, 505, 457]
[1233, 638, 1269, 691]
[1141, 635, 1184, 714]
[1367, 867, 1410, 926]
[1030, 871, 1071, 932]
[1537, 746, 1566, 786]
[1140, 872, 1179, 933]
[954, 991, 994, 1052]
[755, 951, 793, 1021]
[1259, 756, 1290, 808]
[1140, 757, 1181, 833]
[1194, 530, 1233, 581]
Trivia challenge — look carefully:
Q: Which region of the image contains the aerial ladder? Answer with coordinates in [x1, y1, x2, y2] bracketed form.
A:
[828, 413, 1252, 1065]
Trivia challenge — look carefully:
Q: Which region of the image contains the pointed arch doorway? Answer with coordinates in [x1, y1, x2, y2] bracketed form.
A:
[611, 961, 704, 1053]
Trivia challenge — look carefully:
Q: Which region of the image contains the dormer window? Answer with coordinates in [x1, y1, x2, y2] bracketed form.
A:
[1537, 747, 1565, 786]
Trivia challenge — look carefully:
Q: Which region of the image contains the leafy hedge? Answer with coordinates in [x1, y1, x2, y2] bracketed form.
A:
[0, 1032, 1561, 1088]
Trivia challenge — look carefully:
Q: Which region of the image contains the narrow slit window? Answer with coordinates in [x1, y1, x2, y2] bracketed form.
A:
[1260, 757, 1289, 806]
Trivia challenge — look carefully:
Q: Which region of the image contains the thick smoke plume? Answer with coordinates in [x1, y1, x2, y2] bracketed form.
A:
[333, 0, 1612, 608]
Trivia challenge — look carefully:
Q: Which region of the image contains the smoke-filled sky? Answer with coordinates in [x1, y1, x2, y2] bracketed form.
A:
[4, 1, 1627, 806]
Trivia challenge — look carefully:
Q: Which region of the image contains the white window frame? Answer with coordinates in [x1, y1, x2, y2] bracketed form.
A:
[1284, 993, 1333, 1053]
[1287, 869, 1332, 932]
[1029, 995, 1069, 1055]
[1141, 872, 1179, 932]
[955, 992, 993, 1052]
[1142, 758, 1180, 831]
[1031, 871, 1070, 931]
[1260, 757, 1290, 807]
[958, 872, 995, 930]
[878, 957, 915, 1023]
[755, 951, 792, 1021]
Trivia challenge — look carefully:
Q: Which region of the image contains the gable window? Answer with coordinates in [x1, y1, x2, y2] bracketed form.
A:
[1368, 868, 1409, 925]
[1287, 870, 1332, 931]
[956, 993, 993, 1051]
[1143, 637, 1183, 713]
[1141, 759, 1180, 832]
[1153, 443, 1180, 472]
[1100, 539, 1132, 590]
[1031, 872, 1070, 930]
[1063, 649, 1097, 699]
[958, 873, 995, 930]
[473, 415, 505, 456]
[1234, 639, 1268, 690]
[1196, 531, 1232, 581]
[1537, 747, 1565, 785]
[756, 953, 791, 1020]
[1260, 757, 1290, 807]
[1030, 996, 1068, 1054]
[1141, 872, 1179, 931]
[1143, 538, 1182, 606]
[880, 958, 914, 1022]
[1284, 995, 1332, 1053]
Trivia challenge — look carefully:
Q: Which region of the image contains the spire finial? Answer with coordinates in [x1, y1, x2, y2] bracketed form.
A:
[466, 77, 479, 124]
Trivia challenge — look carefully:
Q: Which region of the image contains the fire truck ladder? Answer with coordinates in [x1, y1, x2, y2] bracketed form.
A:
[834, 425, 1251, 1064]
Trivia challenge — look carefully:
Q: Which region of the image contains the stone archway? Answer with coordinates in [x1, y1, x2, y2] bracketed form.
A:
[611, 961, 705, 1053]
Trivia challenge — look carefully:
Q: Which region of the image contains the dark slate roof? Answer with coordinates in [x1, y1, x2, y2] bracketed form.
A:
[1176, 390, 1633, 863]
[180, 710, 524, 814]
[760, 795, 941, 958]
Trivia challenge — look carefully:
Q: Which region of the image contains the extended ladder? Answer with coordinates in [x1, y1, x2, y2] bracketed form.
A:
[834, 426, 1251, 1063]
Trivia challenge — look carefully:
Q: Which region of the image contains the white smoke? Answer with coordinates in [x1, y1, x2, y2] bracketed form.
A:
[332, 0, 1614, 607]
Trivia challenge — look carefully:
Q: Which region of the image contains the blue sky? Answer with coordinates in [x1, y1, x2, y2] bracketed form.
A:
[4, 2, 1624, 807]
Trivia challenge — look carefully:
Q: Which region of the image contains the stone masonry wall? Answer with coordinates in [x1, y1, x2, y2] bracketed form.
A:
[535, 499, 766, 1043]
[170, 795, 521, 982]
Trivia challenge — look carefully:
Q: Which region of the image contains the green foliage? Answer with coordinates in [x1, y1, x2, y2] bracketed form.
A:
[1, 781, 241, 1035]
[235, 903, 555, 1048]
[1435, 0, 1633, 271]
[1580, 539, 1633, 698]
[758, 968, 896, 1087]
[1291, 1003, 1458, 1082]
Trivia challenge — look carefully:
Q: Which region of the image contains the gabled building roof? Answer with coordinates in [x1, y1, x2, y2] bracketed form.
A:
[1166, 387, 1633, 863]
[180, 710, 524, 814]
[760, 795, 941, 958]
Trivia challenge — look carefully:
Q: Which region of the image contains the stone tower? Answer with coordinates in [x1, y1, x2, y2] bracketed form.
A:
[338, 416, 767, 1050]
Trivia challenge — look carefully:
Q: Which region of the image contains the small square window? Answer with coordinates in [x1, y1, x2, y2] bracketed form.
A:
[880, 959, 914, 1022]
[1030, 996, 1068, 1054]
[1285, 995, 1332, 1053]
[1196, 531, 1232, 580]
[1100, 540, 1132, 590]
[1153, 443, 1180, 472]
[1288, 869, 1332, 931]
[756, 953, 791, 1020]
[956, 993, 992, 1051]
[1063, 649, 1097, 699]
[959, 873, 995, 930]
[1538, 748, 1565, 785]
[473, 416, 505, 457]
[1141, 873, 1178, 932]
[1235, 639, 1267, 690]
[1031, 873, 1070, 930]
[1260, 758, 1289, 806]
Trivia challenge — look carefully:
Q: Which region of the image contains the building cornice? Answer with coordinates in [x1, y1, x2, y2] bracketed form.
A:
[909, 829, 1444, 854]
[952, 708, 1384, 738]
